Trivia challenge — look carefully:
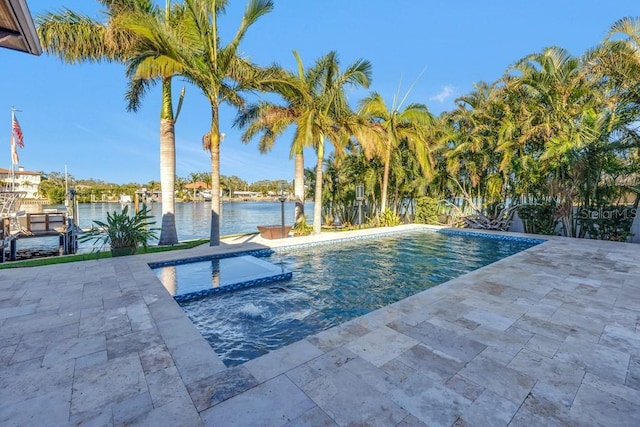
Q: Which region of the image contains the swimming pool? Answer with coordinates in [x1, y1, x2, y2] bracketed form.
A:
[153, 230, 542, 366]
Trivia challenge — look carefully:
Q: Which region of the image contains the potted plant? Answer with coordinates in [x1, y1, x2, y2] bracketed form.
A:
[80, 205, 159, 257]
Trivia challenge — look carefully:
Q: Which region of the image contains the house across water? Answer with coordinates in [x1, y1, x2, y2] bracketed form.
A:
[232, 190, 261, 199]
[0, 166, 42, 198]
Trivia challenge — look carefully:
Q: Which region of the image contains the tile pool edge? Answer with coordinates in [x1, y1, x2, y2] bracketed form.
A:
[437, 228, 546, 245]
[147, 248, 275, 269]
[148, 226, 547, 269]
[173, 270, 293, 303]
[269, 226, 547, 252]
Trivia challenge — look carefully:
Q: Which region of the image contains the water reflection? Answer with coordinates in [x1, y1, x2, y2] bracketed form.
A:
[161, 266, 177, 295]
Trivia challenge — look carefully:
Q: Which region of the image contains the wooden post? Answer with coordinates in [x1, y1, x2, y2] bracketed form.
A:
[71, 227, 78, 254]
[10, 239, 17, 261]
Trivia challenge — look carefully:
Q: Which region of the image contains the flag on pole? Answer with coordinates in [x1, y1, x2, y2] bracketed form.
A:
[12, 114, 24, 148]
[11, 134, 19, 165]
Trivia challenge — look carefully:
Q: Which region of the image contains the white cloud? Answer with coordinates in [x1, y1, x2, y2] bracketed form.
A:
[429, 85, 456, 103]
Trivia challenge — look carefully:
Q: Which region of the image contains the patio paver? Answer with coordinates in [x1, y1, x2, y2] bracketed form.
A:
[1, 225, 639, 426]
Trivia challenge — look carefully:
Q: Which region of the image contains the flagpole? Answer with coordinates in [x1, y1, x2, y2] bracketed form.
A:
[10, 106, 24, 192]
[65, 164, 69, 209]
[11, 108, 15, 192]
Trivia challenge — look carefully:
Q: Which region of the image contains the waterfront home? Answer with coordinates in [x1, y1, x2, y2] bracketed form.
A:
[0, 167, 42, 198]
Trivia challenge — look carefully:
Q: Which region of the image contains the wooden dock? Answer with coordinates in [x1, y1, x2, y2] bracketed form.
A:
[1, 212, 79, 262]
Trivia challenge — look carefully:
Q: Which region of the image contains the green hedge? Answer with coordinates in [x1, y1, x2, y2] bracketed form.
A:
[415, 197, 441, 224]
[517, 202, 558, 235]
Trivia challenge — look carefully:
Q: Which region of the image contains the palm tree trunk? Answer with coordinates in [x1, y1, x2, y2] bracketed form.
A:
[209, 107, 222, 246]
[294, 150, 305, 224]
[158, 118, 178, 245]
[380, 143, 392, 213]
[158, 77, 178, 245]
[313, 138, 324, 234]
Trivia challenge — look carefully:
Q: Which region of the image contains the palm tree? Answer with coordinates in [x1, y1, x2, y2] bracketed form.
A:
[37, 0, 185, 245]
[503, 46, 639, 236]
[123, 0, 277, 245]
[603, 17, 640, 103]
[447, 81, 516, 204]
[237, 50, 370, 233]
[607, 17, 640, 48]
[356, 91, 434, 213]
[305, 52, 371, 234]
[503, 50, 575, 207]
[235, 51, 314, 225]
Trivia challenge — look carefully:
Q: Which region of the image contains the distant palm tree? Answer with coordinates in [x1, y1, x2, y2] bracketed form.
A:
[123, 0, 278, 245]
[304, 167, 316, 201]
[37, 0, 185, 245]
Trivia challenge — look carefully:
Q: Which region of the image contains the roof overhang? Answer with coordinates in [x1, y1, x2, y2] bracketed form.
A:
[0, 0, 41, 55]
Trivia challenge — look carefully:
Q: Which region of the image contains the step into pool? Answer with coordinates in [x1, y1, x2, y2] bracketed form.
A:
[153, 254, 292, 303]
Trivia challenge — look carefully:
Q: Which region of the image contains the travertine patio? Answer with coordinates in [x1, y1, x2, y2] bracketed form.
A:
[1, 225, 639, 426]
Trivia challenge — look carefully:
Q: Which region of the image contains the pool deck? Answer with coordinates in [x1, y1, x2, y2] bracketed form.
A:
[1, 225, 639, 426]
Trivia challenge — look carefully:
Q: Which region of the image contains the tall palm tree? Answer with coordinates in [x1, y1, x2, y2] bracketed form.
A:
[237, 50, 371, 233]
[447, 81, 519, 203]
[235, 51, 314, 225]
[123, 0, 276, 245]
[37, 0, 185, 245]
[356, 91, 434, 213]
[505, 48, 586, 202]
[305, 52, 371, 233]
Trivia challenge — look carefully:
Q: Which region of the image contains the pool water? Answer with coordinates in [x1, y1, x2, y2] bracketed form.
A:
[162, 230, 541, 366]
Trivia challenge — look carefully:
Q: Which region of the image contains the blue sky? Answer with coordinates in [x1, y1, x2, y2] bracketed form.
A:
[2, 1, 638, 184]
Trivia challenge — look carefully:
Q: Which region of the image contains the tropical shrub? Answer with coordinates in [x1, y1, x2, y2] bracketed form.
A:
[415, 197, 441, 224]
[369, 209, 402, 227]
[323, 213, 334, 227]
[517, 202, 559, 235]
[80, 206, 159, 256]
[292, 215, 313, 236]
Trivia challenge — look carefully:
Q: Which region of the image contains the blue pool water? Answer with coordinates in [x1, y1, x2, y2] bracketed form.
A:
[155, 230, 542, 366]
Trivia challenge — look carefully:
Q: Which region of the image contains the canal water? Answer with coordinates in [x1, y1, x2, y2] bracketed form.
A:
[20, 201, 310, 252]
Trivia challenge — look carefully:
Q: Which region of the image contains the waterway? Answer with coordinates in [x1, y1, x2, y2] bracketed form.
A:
[19, 201, 310, 252]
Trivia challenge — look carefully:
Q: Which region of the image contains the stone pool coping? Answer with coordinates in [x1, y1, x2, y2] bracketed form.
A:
[1, 225, 639, 425]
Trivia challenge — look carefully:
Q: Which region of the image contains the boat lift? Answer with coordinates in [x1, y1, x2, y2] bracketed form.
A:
[0, 190, 80, 262]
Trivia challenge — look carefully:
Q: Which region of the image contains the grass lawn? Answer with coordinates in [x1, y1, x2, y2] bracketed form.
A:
[0, 238, 210, 269]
